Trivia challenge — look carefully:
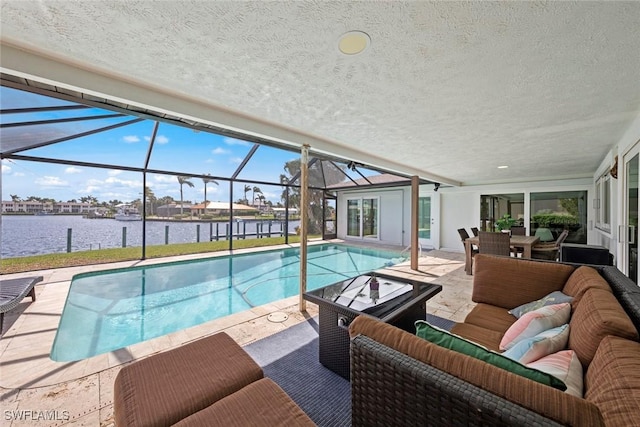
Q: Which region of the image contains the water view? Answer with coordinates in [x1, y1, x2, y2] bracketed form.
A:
[1, 215, 299, 258]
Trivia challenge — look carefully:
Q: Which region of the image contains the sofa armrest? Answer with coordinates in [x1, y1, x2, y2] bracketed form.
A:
[472, 254, 575, 309]
[349, 315, 604, 427]
[350, 335, 565, 427]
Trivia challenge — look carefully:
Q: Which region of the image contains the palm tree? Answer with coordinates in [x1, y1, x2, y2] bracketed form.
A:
[252, 186, 261, 207]
[243, 184, 251, 204]
[202, 174, 219, 215]
[257, 194, 266, 210]
[177, 176, 195, 215]
[144, 186, 156, 216]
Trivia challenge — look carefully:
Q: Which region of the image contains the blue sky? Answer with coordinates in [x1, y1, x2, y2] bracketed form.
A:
[1, 86, 304, 205]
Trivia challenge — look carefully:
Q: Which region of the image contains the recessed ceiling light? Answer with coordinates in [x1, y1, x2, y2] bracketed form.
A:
[497, 165, 509, 169]
[338, 31, 370, 55]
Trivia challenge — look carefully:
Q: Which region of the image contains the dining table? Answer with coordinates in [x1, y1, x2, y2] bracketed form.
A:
[464, 234, 540, 275]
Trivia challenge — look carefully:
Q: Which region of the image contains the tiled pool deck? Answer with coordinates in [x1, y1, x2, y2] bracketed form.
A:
[0, 245, 473, 426]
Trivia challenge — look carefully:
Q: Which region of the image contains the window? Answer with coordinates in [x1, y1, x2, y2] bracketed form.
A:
[530, 191, 588, 244]
[346, 197, 379, 239]
[595, 174, 611, 232]
[480, 193, 524, 232]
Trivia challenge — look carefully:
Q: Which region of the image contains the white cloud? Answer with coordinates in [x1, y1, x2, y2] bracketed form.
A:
[105, 176, 142, 188]
[212, 147, 230, 155]
[108, 170, 123, 176]
[78, 185, 102, 193]
[144, 135, 169, 144]
[153, 174, 177, 183]
[1, 163, 11, 174]
[223, 137, 250, 146]
[123, 135, 141, 143]
[35, 176, 68, 187]
[65, 166, 83, 174]
[86, 178, 104, 186]
[230, 157, 244, 164]
[13, 172, 25, 177]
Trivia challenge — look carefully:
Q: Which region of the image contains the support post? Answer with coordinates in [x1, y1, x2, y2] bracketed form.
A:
[165, 225, 169, 244]
[411, 176, 420, 270]
[122, 227, 127, 248]
[299, 144, 310, 311]
[67, 228, 72, 253]
[196, 224, 200, 243]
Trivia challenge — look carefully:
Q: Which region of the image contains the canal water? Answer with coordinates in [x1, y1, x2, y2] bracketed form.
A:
[1, 215, 299, 258]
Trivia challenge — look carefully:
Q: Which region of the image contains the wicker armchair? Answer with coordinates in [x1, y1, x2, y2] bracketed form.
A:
[478, 231, 511, 257]
[532, 229, 569, 261]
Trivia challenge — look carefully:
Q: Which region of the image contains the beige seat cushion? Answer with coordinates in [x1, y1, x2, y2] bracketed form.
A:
[174, 378, 316, 427]
[463, 303, 516, 334]
[114, 332, 264, 427]
[568, 289, 639, 367]
[585, 336, 640, 427]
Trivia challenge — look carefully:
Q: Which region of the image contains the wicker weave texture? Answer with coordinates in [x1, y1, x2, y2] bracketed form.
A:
[350, 335, 563, 427]
[478, 231, 511, 257]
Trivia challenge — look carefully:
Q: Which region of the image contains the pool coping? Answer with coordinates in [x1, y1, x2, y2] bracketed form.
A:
[0, 240, 411, 388]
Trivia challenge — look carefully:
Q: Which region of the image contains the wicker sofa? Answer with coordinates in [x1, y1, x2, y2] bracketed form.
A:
[349, 254, 640, 426]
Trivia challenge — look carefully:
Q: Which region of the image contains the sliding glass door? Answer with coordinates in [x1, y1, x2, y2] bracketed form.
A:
[624, 146, 639, 283]
[346, 197, 379, 240]
[347, 199, 361, 237]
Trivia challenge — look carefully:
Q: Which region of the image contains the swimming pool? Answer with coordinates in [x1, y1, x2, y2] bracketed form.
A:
[50, 243, 406, 361]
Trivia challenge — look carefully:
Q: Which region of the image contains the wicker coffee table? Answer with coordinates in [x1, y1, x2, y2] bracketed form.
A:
[303, 272, 441, 379]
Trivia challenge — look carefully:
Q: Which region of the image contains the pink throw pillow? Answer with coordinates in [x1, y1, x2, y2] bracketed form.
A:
[500, 303, 571, 351]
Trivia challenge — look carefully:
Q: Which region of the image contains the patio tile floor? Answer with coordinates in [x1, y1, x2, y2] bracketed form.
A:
[0, 248, 472, 426]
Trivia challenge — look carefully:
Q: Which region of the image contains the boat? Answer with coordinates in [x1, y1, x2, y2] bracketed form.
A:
[114, 204, 142, 221]
[35, 210, 54, 216]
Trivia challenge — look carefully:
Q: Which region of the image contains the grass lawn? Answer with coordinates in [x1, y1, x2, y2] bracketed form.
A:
[1, 236, 308, 274]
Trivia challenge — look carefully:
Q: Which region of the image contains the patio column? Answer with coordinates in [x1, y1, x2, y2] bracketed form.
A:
[411, 175, 419, 270]
[299, 144, 310, 311]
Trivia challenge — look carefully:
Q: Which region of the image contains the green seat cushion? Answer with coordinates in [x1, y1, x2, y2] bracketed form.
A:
[415, 320, 566, 391]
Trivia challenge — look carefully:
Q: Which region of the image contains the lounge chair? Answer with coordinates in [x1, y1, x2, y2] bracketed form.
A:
[0, 276, 43, 332]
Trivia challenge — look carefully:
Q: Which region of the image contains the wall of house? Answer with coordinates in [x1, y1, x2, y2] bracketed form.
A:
[336, 178, 594, 253]
[334, 113, 640, 274]
[336, 188, 408, 246]
[437, 178, 594, 252]
[595, 112, 640, 271]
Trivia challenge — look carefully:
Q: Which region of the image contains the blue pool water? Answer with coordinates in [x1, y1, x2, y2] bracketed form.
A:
[50, 244, 406, 361]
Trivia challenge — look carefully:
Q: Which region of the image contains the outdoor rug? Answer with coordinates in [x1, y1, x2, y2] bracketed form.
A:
[243, 314, 453, 427]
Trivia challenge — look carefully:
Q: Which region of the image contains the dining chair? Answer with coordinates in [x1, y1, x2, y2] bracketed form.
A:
[510, 226, 526, 236]
[471, 227, 479, 236]
[532, 229, 570, 261]
[458, 228, 478, 255]
[510, 225, 526, 256]
[534, 227, 555, 242]
[478, 231, 511, 257]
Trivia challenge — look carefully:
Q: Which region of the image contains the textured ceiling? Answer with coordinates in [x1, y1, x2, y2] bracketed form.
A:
[1, 1, 640, 186]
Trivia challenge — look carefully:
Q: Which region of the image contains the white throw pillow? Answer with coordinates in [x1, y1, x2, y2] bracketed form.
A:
[502, 324, 570, 364]
[500, 303, 571, 351]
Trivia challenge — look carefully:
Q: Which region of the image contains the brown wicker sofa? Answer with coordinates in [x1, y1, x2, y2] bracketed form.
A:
[349, 254, 640, 427]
